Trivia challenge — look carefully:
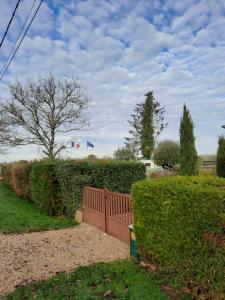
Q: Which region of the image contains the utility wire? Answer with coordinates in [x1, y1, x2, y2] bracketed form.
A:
[0, 0, 44, 83]
[0, 0, 38, 81]
[0, 0, 22, 48]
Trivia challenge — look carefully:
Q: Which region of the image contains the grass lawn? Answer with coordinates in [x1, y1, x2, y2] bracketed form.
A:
[6, 260, 170, 300]
[0, 182, 76, 234]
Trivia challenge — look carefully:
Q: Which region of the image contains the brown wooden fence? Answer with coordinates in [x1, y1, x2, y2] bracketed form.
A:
[82, 186, 132, 244]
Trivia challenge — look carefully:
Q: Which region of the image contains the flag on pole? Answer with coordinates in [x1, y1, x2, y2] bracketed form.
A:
[71, 142, 80, 148]
[87, 141, 94, 148]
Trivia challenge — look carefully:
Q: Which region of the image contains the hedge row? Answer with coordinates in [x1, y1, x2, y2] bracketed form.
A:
[2, 160, 146, 218]
[132, 176, 225, 300]
[1, 162, 32, 199]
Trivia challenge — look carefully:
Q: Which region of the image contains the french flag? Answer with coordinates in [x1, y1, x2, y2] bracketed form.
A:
[71, 142, 80, 148]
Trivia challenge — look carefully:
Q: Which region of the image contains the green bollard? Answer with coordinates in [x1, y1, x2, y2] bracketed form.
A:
[129, 224, 137, 260]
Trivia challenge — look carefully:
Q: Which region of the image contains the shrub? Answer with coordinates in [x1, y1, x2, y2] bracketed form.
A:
[87, 154, 98, 160]
[153, 140, 180, 167]
[216, 136, 225, 177]
[114, 146, 136, 161]
[132, 176, 225, 299]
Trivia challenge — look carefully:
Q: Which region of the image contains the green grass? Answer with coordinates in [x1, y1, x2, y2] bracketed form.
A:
[0, 182, 76, 234]
[5, 260, 170, 300]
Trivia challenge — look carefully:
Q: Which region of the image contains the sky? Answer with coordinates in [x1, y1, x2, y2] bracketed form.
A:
[0, 0, 225, 161]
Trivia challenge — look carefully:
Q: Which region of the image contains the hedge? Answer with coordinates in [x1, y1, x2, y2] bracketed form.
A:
[30, 162, 60, 216]
[28, 160, 146, 218]
[11, 162, 32, 200]
[2, 164, 13, 188]
[132, 176, 225, 300]
[74, 160, 146, 193]
[2, 160, 145, 218]
[54, 162, 91, 218]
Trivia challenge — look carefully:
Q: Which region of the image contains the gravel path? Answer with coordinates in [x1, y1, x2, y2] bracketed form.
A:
[0, 223, 129, 298]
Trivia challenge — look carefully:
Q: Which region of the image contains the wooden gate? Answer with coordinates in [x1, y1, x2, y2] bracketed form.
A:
[82, 186, 132, 244]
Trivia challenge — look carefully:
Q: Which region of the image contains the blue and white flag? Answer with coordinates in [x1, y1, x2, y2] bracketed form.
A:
[87, 141, 94, 148]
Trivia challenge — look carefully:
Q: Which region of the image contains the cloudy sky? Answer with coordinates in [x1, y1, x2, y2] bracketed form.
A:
[0, 0, 225, 161]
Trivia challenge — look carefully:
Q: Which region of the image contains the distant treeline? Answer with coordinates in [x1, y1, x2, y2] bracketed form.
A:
[200, 154, 216, 161]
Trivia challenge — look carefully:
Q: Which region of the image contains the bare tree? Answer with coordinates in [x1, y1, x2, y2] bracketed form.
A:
[0, 74, 90, 159]
[0, 117, 8, 154]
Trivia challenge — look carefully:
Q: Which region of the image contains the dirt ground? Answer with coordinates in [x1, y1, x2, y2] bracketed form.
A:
[0, 223, 129, 298]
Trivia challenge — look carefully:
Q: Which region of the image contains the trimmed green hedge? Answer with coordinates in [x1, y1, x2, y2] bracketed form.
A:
[54, 162, 91, 218]
[23, 160, 145, 218]
[2, 160, 145, 218]
[132, 176, 225, 299]
[76, 160, 146, 193]
[31, 163, 59, 216]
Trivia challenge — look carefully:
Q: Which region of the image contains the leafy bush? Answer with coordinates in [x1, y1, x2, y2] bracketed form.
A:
[153, 140, 180, 167]
[132, 176, 225, 299]
[216, 136, 225, 177]
[114, 146, 136, 161]
[87, 154, 98, 160]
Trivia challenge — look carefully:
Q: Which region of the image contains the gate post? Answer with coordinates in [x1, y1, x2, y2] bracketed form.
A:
[103, 188, 108, 233]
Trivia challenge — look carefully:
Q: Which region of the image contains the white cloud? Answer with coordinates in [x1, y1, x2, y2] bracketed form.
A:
[0, 0, 225, 161]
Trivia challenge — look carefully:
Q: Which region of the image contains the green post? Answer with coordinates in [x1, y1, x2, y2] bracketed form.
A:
[129, 224, 137, 260]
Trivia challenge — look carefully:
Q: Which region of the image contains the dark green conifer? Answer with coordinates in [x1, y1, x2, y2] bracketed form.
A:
[216, 136, 225, 177]
[179, 104, 197, 175]
[140, 92, 154, 159]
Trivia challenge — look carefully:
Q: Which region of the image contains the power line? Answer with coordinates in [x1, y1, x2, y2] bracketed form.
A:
[0, 0, 44, 83]
[0, 0, 22, 48]
[0, 0, 38, 81]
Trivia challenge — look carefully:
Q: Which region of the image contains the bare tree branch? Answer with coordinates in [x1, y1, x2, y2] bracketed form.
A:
[0, 74, 90, 159]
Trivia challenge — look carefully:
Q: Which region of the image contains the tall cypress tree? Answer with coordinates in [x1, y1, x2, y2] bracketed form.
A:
[216, 136, 225, 177]
[140, 92, 154, 159]
[179, 104, 197, 175]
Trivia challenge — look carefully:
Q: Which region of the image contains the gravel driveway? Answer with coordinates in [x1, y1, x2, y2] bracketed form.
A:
[0, 223, 129, 298]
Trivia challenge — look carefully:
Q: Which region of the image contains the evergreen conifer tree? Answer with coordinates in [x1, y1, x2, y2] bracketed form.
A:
[124, 103, 143, 158]
[125, 91, 166, 159]
[140, 92, 154, 158]
[179, 104, 198, 175]
[216, 136, 225, 177]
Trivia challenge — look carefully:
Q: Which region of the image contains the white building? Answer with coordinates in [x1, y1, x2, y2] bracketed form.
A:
[139, 159, 158, 169]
